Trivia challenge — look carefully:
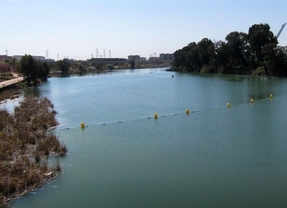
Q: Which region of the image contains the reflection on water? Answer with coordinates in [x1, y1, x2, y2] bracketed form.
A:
[0, 96, 22, 113]
[9, 69, 287, 208]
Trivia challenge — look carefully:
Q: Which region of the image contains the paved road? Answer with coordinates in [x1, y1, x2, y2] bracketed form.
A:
[0, 77, 24, 89]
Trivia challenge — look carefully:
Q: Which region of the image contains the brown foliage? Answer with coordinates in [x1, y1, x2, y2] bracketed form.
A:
[0, 88, 21, 102]
[0, 96, 67, 207]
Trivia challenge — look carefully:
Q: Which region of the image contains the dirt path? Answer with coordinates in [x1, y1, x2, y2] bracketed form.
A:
[0, 76, 24, 89]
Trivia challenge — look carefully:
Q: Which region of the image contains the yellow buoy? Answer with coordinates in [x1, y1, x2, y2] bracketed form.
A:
[270, 94, 273, 98]
[154, 113, 158, 119]
[250, 99, 254, 103]
[185, 108, 190, 114]
[227, 103, 231, 108]
[80, 122, 85, 128]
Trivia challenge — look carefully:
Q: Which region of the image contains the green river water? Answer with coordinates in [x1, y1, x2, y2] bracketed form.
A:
[7, 68, 287, 207]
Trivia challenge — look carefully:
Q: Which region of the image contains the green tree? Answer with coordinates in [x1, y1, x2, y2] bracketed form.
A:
[185, 42, 200, 72]
[173, 45, 189, 71]
[57, 59, 70, 75]
[20, 55, 38, 85]
[172, 23, 287, 77]
[197, 38, 215, 72]
[262, 44, 287, 76]
[214, 40, 230, 73]
[225, 31, 248, 68]
[75, 63, 86, 74]
[197, 38, 212, 65]
[173, 43, 200, 72]
[129, 60, 135, 69]
[38, 62, 50, 81]
[247, 23, 278, 68]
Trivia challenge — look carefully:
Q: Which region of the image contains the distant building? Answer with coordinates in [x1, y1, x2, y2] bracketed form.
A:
[0, 55, 13, 61]
[159, 53, 174, 61]
[140, 57, 147, 61]
[13, 55, 46, 62]
[88, 58, 127, 64]
[128, 55, 140, 61]
[45, 58, 55, 62]
[148, 57, 161, 63]
[13, 56, 23, 61]
[33, 56, 45, 61]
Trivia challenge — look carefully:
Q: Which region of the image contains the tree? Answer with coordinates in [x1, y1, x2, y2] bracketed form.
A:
[214, 40, 229, 73]
[225, 31, 248, 68]
[129, 60, 135, 69]
[77, 63, 86, 74]
[247, 23, 278, 68]
[38, 62, 50, 81]
[185, 43, 200, 72]
[0, 62, 11, 75]
[262, 44, 287, 76]
[173, 39, 215, 73]
[57, 59, 70, 75]
[5, 58, 17, 72]
[173, 45, 190, 71]
[20, 55, 38, 85]
[197, 38, 215, 72]
[172, 23, 287, 77]
[197, 38, 213, 65]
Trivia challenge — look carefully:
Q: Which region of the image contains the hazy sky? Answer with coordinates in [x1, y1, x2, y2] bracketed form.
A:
[1, 0, 286, 60]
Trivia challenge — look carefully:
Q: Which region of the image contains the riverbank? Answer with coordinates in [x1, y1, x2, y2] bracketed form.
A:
[0, 88, 22, 102]
[0, 74, 25, 102]
[0, 96, 67, 208]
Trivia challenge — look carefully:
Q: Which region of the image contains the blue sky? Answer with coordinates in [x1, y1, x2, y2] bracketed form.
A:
[0, 0, 286, 60]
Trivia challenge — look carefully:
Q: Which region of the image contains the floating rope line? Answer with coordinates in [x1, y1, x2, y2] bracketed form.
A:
[56, 94, 276, 131]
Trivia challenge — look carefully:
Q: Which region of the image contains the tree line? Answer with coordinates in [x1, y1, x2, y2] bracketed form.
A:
[17, 56, 125, 80]
[172, 23, 287, 76]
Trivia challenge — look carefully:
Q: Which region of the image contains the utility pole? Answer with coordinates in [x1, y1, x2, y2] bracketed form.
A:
[5, 50, 8, 61]
[96, 48, 98, 58]
[109, 50, 111, 58]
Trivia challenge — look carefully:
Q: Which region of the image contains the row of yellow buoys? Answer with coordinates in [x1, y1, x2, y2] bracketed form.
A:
[81, 94, 274, 127]
[227, 94, 273, 108]
[81, 108, 191, 127]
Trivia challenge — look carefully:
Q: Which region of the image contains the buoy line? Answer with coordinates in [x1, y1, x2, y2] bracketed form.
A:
[56, 94, 276, 131]
[56, 107, 223, 131]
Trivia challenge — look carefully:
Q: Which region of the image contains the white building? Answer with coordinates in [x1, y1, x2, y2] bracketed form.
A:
[13, 55, 46, 62]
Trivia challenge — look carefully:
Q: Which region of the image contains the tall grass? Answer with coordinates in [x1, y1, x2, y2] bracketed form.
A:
[0, 96, 67, 207]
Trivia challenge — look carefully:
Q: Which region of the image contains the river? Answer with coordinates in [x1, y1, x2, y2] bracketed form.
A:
[9, 68, 287, 207]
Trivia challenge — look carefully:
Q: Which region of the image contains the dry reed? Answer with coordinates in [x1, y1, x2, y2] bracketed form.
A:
[0, 95, 67, 207]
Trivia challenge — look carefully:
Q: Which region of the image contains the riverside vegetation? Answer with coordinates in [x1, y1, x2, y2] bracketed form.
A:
[0, 74, 26, 102]
[0, 96, 67, 208]
[171, 23, 287, 77]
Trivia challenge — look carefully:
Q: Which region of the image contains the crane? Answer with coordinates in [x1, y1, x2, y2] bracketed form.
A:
[276, 22, 286, 39]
